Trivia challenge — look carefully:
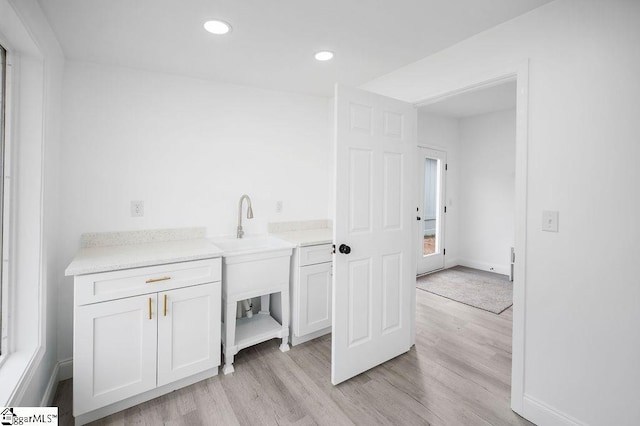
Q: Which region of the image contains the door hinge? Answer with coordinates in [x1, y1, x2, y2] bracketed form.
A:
[445, 163, 448, 171]
[443, 248, 446, 255]
[332, 244, 336, 254]
[444, 206, 447, 213]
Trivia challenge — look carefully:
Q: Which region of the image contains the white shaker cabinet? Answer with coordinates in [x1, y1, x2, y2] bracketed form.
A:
[72, 258, 221, 425]
[157, 283, 220, 386]
[296, 262, 332, 336]
[290, 243, 333, 345]
[75, 294, 158, 413]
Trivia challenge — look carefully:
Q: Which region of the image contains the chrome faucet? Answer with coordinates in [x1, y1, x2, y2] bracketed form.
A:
[237, 194, 254, 239]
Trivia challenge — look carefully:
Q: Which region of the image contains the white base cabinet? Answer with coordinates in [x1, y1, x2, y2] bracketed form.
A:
[296, 261, 332, 337]
[72, 258, 221, 425]
[272, 243, 333, 346]
[75, 294, 158, 413]
[157, 284, 220, 386]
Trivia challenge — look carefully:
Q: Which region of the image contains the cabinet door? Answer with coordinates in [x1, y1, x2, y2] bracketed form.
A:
[298, 262, 332, 336]
[157, 282, 221, 386]
[74, 294, 157, 415]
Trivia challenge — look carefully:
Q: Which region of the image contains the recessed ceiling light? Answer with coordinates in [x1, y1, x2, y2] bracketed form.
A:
[314, 51, 334, 61]
[204, 20, 232, 35]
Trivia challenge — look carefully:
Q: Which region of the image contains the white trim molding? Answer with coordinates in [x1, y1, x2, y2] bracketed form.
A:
[38, 357, 71, 407]
[523, 394, 586, 426]
[457, 258, 510, 276]
[40, 360, 59, 407]
[57, 357, 72, 381]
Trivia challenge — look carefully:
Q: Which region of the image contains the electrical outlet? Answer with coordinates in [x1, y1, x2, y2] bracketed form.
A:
[542, 210, 559, 232]
[131, 201, 144, 217]
[276, 200, 283, 213]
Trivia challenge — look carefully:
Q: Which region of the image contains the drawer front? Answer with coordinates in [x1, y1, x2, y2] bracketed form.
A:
[298, 244, 333, 266]
[75, 258, 221, 306]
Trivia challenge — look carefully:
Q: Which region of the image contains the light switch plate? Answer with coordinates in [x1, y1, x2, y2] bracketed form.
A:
[542, 210, 559, 232]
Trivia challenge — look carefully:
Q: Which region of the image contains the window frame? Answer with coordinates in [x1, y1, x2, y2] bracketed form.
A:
[0, 38, 13, 368]
[0, 0, 56, 405]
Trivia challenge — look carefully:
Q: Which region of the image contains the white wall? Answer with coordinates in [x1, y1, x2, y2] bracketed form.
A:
[364, 1, 640, 425]
[57, 61, 331, 362]
[417, 111, 460, 268]
[458, 109, 515, 275]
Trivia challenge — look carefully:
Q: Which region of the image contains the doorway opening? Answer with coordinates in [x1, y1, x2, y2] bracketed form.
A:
[412, 66, 528, 412]
[417, 79, 516, 277]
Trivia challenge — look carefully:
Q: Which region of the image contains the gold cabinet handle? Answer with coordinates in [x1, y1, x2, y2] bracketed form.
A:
[148, 297, 152, 320]
[164, 294, 167, 317]
[146, 276, 171, 284]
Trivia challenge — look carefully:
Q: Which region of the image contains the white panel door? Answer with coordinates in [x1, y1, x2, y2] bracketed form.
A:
[417, 147, 446, 274]
[74, 294, 157, 414]
[157, 282, 220, 386]
[298, 262, 332, 336]
[332, 85, 416, 385]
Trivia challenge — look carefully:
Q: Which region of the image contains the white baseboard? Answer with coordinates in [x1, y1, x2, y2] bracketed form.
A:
[444, 257, 459, 269]
[523, 394, 585, 426]
[57, 358, 73, 381]
[291, 327, 331, 346]
[40, 362, 60, 407]
[39, 357, 73, 407]
[457, 258, 510, 276]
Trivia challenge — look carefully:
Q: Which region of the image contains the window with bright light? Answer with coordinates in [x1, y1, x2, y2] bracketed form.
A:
[0, 43, 6, 357]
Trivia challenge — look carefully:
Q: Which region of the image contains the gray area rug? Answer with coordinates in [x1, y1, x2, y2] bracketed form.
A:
[416, 266, 513, 314]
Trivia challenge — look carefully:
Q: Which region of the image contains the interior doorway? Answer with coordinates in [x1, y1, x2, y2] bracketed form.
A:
[413, 67, 527, 413]
[418, 80, 517, 277]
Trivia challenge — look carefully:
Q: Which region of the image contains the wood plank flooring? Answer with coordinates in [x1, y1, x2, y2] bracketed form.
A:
[52, 289, 532, 426]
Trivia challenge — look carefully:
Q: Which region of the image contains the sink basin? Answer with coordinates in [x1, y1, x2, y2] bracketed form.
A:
[210, 236, 294, 297]
[211, 235, 295, 258]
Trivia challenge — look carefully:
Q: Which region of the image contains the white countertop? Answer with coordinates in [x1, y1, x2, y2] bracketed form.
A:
[65, 238, 223, 276]
[271, 228, 333, 247]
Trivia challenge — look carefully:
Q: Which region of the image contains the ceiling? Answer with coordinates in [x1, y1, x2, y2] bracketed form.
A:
[419, 80, 517, 118]
[38, 0, 552, 97]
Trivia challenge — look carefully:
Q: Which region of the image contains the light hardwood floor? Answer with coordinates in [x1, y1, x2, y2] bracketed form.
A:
[52, 289, 532, 426]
